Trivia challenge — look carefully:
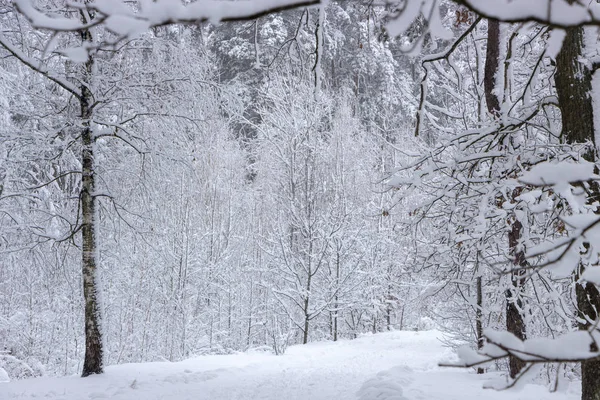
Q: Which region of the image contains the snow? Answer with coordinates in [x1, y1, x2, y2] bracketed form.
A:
[104, 15, 151, 38]
[0, 330, 580, 400]
[581, 267, 600, 285]
[17, 0, 321, 32]
[14, 0, 82, 31]
[0, 368, 8, 383]
[519, 160, 598, 186]
[61, 47, 89, 63]
[545, 29, 566, 60]
[386, 0, 426, 38]
[454, 329, 600, 367]
[0, 32, 81, 96]
[465, 0, 595, 26]
[523, 332, 600, 361]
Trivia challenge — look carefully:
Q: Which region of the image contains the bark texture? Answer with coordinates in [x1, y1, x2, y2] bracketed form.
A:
[506, 217, 527, 379]
[556, 24, 600, 400]
[484, 19, 528, 378]
[556, 27, 595, 155]
[479, 19, 503, 376]
[576, 278, 600, 400]
[483, 19, 501, 116]
[483, 18, 529, 377]
[80, 26, 103, 377]
[475, 275, 483, 375]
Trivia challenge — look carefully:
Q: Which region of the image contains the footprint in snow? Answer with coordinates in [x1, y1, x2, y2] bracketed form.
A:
[355, 365, 414, 400]
[88, 392, 108, 399]
[163, 370, 219, 384]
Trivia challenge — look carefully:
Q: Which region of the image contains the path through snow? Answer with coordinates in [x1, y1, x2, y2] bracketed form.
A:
[1, 330, 580, 400]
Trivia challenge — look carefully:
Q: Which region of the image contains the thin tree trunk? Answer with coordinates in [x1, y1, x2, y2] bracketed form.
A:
[372, 311, 377, 334]
[475, 275, 483, 375]
[303, 313, 310, 344]
[333, 306, 338, 341]
[302, 270, 312, 344]
[484, 18, 527, 378]
[556, 22, 600, 400]
[483, 19, 501, 117]
[506, 218, 527, 378]
[301, 276, 310, 345]
[80, 37, 103, 377]
[478, 18, 500, 376]
[247, 280, 254, 347]
[333, 249, 340, 341]
[576, 277, 600, 400]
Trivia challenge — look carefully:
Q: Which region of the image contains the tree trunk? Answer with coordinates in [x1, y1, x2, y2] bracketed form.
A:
[484, 18, 528, 378]
[333, 246, 340, 341]
[475, 275, 484, 375]
[556, 23, 600, 400]
[576, 278, 600, 400]
[506, 219, 527, 379]
[303, 311, 310, 344]
[80, 51, 103, 376]
[483, 26, 500, 352]
[483, 19, 501, 117]
[556, 28, 595, 154]
[302, 271, 312, 344]
[79, 14, 103, 376]
[332, 306, 338, 341]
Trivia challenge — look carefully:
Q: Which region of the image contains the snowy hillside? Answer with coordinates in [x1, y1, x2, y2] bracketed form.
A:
[0, 330, 580, 400]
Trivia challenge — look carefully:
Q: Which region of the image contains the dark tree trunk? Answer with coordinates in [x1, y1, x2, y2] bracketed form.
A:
[506, 218, 527, 379]
[478, 18, 506, 376]
[556, 23, 600, 400]
[475, 275, 484, 375]
[483, 19, 501, 116]
[332, 307, 338, 341]
[484, 18, 528, 378]
[303, 312, 309, 344]
[302, 270, 312, 345]
[556, 28, 595, 155]
[80, 26, 103, 377]
[577, 279, 600, 400]
[333, 250, 340, 341]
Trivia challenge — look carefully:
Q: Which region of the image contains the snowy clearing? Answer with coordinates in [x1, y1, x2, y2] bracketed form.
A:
[0, 330, 580, 400]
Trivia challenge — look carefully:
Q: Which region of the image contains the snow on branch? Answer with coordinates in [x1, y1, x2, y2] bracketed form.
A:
[0, 32, 82, 98]
[450, 329, 600, 366]
[512, 158, 600, 278]
[15, 0, 600, 45]
[10, 0, 600, 70]
[454, 0, 600, 29]
[15, 0, 322, 37]
[519, 160, 600, 187]
[442, 329, 600, 389]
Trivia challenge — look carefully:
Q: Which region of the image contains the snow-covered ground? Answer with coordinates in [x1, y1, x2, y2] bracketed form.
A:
[1, 330, 580, 400]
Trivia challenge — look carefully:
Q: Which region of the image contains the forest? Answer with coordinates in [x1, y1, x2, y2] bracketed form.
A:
[2, 1, 600, 400]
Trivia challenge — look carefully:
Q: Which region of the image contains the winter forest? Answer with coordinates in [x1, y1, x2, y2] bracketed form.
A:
[2, 1, 600, 399]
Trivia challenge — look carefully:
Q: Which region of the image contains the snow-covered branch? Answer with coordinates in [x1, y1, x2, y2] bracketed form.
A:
[14, 0, 600, 49]
[445, 329, 600, 369]
[0, 32, 81, 98]
[16, 0, 321, 36]
[454, 0, 600, 28]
